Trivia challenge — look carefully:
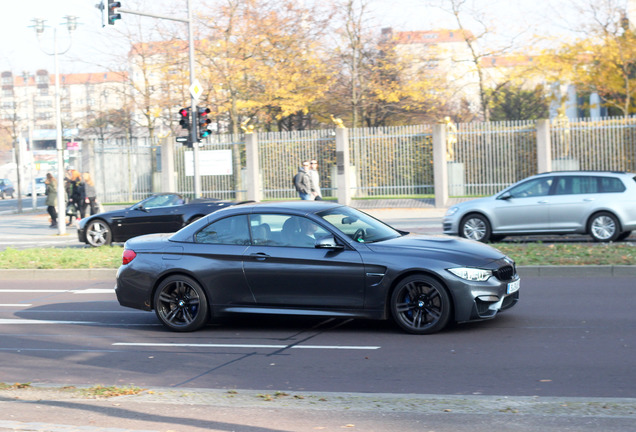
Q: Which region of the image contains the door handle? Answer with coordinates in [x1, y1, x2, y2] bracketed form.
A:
[537, 200, 548, 204]
[249, 252, 270, 261]
[584, 198, 594, 202]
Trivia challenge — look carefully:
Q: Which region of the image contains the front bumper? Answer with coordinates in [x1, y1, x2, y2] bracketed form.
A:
[448, 271, 520, 323]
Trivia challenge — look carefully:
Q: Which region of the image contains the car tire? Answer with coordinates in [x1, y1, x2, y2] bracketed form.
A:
[154, 275, 209, 332]
[459, 214, 491, 242]
[588, 212, 620, 242]
[85, 220, 113, 247]
[390, 275, 451, 335]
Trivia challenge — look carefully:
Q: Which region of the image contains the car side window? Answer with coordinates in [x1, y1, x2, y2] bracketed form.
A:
[195, 215, 250, 245]
[249, 214, 329, 248]
[599, 177, 626, 193]
[509, 177, 553, 198]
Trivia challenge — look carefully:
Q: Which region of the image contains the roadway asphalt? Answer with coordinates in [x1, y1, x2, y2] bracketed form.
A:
[1, 204, 635, 432]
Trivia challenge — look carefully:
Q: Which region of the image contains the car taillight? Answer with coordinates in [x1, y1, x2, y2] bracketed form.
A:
[122, 249, 137, 265]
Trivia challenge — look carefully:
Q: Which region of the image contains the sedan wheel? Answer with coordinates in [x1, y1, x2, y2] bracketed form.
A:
[460, 214, 491, 242]
[154, 276, 209, 332]
[390, 275, 451, 334]
[85, 220, 112, 247]
[589, 212, 619, 242]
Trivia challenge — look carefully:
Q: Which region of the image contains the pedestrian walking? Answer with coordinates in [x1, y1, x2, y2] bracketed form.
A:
[293, 160, 313, 200]
[44, 172, 58, 228]
[308, 159, 322, 200]
[81, 172, 99, 216]
[65, 168, 82, 225]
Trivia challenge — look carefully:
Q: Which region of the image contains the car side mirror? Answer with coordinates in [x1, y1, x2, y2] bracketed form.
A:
[315, 235, 344, 249]
[498, 192, 512, 200]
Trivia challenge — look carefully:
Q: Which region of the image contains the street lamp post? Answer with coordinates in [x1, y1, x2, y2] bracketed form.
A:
[32, 16, 77, 236]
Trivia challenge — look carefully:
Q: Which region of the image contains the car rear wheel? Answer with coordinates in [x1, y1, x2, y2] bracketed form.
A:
[390, 275, 451, 334]
[85, 220, 112, 247]
[154, 275, 209, 332]
[459, 214, 491, 242]
[589, 212, 620, 242]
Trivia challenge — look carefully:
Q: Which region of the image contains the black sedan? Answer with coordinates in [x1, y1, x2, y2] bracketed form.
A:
[115, 201, 520, 334]
[78, 193, 236, 247]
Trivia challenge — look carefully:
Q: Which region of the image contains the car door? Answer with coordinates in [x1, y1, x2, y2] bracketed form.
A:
[549, 175, 611, 231]
[117, 195, 184, 238]
[490, 176, 555, 232]
[187, 214, 255, 306]
[243, 214, 366, 308]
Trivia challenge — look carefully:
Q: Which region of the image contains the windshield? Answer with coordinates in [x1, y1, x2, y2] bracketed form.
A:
[317, 207, 402, 243]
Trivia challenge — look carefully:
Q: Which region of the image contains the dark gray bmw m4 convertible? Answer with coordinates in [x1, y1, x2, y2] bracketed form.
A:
[115, 201, 520, 334]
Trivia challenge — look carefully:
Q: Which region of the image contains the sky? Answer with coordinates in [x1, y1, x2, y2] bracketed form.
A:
[0, 0, 587, 77]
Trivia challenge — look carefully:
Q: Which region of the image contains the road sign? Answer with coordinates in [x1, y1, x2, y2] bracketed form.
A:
[189, 80, 203, 100]
[175, 136, 189, 143]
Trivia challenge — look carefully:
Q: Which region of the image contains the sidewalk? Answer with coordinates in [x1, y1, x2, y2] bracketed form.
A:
[1, 385, 635, 432]
[0, 203, 447, 252]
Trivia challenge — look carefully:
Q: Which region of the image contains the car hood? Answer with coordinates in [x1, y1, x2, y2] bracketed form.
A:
[364, 234, 507, 266]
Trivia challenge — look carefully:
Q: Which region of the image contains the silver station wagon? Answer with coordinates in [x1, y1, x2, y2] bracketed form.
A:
[443, 171, 636, 242]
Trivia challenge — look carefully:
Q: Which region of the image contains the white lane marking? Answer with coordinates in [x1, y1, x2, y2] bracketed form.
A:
[0, 319, 97, 325]
[71, 289, 115, 294]
[0, 304, 32, 307]
[0, 290, 69, 293]
[0, 289, 114, 294]
[113, 342, 380, 350]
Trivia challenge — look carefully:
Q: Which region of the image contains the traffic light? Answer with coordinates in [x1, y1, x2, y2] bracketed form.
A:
[179, 107, 190, 131]
[198, 107, 211, 140]
[107, 2, 122, 25]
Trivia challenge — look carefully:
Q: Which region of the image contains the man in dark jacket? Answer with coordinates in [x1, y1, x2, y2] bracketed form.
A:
[293, 161, 313, 200]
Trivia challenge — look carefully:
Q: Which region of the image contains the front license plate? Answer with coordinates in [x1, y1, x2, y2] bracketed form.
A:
[507, 279, 520, 294]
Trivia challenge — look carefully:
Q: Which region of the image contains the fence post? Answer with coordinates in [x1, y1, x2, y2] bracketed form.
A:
[161, 137, 176, 192]
[336, 127, 351, 206]
[536, 119, 552, 173]
[245, 133, 261, 202]
[433, 123, 448, 208]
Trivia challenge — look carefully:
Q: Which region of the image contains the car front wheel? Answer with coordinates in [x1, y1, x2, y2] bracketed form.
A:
[589, 212, 620, 242]
[154, 275, 209, 332]
[390, 275, 451, 334]
[85, 220, 112, 247]
[459, 214, 491, 242]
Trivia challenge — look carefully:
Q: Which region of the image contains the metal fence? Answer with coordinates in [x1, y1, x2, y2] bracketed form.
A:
[93, 137, 155, 203]
[176, 134, 245, 200]
[91, 116, 636, 204]
[550, 116, 636, 172]
[258, 129, 336, 200]
[454, 120, 537, 196]
[350, 125, 434, 197]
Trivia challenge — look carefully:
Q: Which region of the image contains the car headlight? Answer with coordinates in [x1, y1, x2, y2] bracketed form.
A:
[448, 267, 493, 281]
[445, 207, 459, 217]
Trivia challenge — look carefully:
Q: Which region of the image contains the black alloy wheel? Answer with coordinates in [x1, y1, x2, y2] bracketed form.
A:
[154, 275, 209, 332]
[390, 275, 451, 334]
[459, 214, 491, 242]
[85, 220, 113, 247]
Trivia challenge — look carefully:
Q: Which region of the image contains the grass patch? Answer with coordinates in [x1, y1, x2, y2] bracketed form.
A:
[0, 246, 122, 269]
[494, 242, 636, 266]
[0, 242, 634, 269]
[0, 382, 31, 390]
[81, 385, 145, 398]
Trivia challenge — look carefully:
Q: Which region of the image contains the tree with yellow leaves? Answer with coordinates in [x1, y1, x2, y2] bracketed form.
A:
[196, 0, 332, 133]
[537, 1, 636, 117]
